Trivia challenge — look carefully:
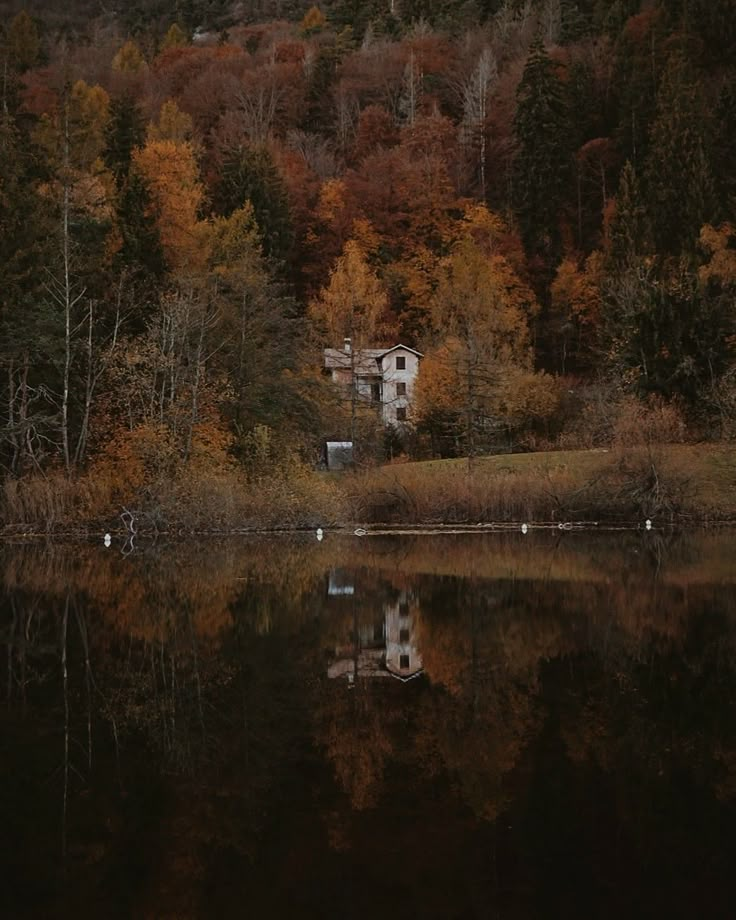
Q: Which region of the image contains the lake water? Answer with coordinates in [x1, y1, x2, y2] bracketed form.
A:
[2, 532, 736, 919]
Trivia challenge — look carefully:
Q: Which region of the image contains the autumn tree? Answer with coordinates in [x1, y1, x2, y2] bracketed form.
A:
[132, 139, 205, 272]
[549, 252, 602, 374]
[5, 9, 40, 73]
[147, 99, 194, 144]
[416, 232, 547, 457]
[309, 240, 391, 450]
[161, 23, 188, 50]
[112, 40, 147, 74]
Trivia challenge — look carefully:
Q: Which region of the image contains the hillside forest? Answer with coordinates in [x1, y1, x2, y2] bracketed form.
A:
[1, 0, 735, 526]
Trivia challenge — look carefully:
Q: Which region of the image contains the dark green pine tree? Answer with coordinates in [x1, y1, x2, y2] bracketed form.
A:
[116, 171, 167, 285]
[104, 95, 146, 185]
[560, 0, 591, 44]
[513, 37, 571, 269]
[711, 83, 736, 222]
[300, 28, 353, 136]
[644, 52, 715, 255]
[683, 0, 736, 64]
[607, 161, 649, 267]
[0, 110, 61, 471]
[613, 19, 661, 172]
[214, 145, 294, 268]
[0, 109, 54, 318]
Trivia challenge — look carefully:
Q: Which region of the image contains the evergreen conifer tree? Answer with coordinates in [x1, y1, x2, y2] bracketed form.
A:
[712, 83, 736, 221]
[644, 52, 715, 254]
[215, 146, 294, 267]
[104, 95, 146, 184]
[513, 37, 571, 268]
[607, 161, 649, 267]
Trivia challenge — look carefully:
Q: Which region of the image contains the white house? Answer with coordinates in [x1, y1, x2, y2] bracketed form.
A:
[323, 339, 423, 426]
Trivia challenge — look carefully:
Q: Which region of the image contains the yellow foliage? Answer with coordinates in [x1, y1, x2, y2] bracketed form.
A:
[7, 10, 39, 71]
[456, 202, 508, 250]
[699, 223, 736, 288]
[132, 139, 205, 271]
[69, 171, 113, 222]
[147, 99, 194, 144]
[209, 203, 262, 271]
[88, 422, 181, 510]
[301, 5, 326, 35]
[315, 178, 347, 224]
[414, 338, 465, 415]
[350, 218, 381, 256]
[309, 239, 391, 347]
[394, 245, 441, 315]
[496, 368, 560, 422]
[551, 253, 602, 327]
[161, 23, 188, 50]
[112, 39, 147, 73]
[432, 237, 534, 365]
[70, 80, 111, 168]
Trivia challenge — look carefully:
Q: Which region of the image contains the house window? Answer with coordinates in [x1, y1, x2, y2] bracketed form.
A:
[400, 654, 410, 669]
[399, 602, 409, 617]
[396, 382, 406, 397]
[373, 622, 384, 641]
[371, 382, 381, 403]
[399, 628, 410, 643]
[396, 356, 406, 370]
[396, 407, 407, 421]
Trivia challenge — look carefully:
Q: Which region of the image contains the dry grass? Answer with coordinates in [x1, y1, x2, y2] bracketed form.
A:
[1, 463, 347, 534]
[3, 443, 735, 532]
[345, 444, 736, 524]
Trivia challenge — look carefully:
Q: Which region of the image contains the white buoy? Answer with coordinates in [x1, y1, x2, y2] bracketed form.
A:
[103, 533, 112, 547]
[645, 519, 652, 531]
[316, 527, 324, 542]
[521, 523, 528, 534]
[354, 527, 367, 537]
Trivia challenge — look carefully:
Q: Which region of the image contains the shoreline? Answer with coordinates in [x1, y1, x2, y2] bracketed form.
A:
[3, 519, 736, 542]
[3, 444, 735, 537]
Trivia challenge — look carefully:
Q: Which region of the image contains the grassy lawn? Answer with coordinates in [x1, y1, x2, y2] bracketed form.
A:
[346, 444, 736, 523]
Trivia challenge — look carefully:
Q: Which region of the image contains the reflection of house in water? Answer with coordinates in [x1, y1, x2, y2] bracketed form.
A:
[327, 591, 423, 683]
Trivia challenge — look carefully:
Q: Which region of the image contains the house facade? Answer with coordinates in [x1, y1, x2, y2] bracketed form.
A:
[323, 340, 423, 427]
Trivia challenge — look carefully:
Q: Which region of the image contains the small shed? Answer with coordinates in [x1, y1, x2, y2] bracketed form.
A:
[324, 441, 353, 470]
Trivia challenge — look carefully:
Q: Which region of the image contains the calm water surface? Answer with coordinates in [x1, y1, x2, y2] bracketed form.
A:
[3, 532, 736, 919]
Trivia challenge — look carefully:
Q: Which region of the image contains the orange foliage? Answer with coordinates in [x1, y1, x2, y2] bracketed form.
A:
[132, 139, 205, 271]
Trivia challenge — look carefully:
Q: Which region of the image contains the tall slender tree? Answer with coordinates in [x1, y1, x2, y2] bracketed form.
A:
[644, 52, 715, 255]
[513, 37, 570, 272]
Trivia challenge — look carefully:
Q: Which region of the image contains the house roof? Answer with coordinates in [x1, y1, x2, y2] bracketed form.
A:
[379, 344, 424, 358]
[324, 344, 423, 374]
[324, 348, 384, 375]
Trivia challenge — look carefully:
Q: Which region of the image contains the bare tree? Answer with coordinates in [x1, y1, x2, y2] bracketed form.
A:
[460, 48, 498, 200]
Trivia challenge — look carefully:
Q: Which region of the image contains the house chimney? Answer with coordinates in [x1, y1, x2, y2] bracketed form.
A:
[344, 337, 352, 355]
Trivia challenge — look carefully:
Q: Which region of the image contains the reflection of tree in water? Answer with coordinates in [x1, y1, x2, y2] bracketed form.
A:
[1, 540, 329, 917]
[4, 535, 736, 916]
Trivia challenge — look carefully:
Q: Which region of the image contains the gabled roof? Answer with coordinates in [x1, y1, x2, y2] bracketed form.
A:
[379, 344, 424, 358]
[324, 343, 423, 374]
[324, 348, 385, 375]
